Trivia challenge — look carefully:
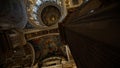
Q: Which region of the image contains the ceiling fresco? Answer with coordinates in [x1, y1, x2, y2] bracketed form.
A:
[29, 35, 67, 62]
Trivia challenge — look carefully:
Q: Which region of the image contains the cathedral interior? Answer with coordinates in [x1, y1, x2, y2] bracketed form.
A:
[0, 0, 120, 68]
